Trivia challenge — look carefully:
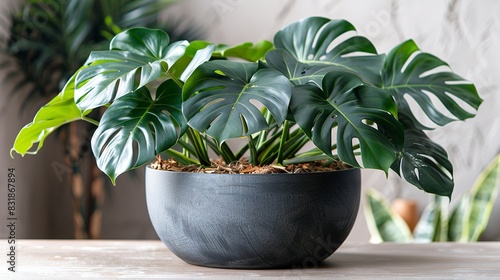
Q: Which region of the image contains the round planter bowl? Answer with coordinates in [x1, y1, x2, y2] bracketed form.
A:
[145, 166, 361, 269]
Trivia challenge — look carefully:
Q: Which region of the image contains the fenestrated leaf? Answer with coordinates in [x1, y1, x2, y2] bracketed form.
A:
[266, 49, 371, 87]
[365, 189, 413, 243]
[11, 74, 90, 157]
[213, 40, 274, 62]
[382, 39, 482, 129]
[290, 71, 403, 172]
[182, 60, 292, 143]
[91, 80, 186, 183]
[75, 28, 188, 110]
[273, 16, 385, 85]
[391, 114, 454, 197]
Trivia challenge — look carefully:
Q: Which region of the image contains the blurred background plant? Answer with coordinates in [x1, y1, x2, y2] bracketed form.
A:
[365, 153, 500, 242]
[0, 0, 201, 239]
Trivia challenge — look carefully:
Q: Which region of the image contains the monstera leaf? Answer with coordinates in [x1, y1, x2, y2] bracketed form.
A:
[290, 71, 404, 172]
[272, 17, 385, 85]
[75, 28, 189, 110]
[11, 74, 90, 156]
[382, 40, 482, 129]
[169, 41, 215, 82]
[182, 60, 291, 143]
[266, 49, 364, 87]
[91, 80, 186, 183]
[391, 113, 454, 197]
[213, 40, 274, 61]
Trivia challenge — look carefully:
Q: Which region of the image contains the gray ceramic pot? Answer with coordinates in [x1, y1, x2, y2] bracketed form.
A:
[145, 166, 360, 269]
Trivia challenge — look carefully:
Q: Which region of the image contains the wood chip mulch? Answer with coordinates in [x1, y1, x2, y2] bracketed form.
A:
[150, 156, 350, 174]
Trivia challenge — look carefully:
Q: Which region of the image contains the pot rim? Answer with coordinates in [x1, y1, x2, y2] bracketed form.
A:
[145, 165, 359, 176]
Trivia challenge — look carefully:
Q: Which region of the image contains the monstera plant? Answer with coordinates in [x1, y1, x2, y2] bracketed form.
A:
[11, 16, 482, 198]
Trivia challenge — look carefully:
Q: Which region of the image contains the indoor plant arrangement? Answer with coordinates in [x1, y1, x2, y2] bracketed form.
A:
[11, 17, 482, 268]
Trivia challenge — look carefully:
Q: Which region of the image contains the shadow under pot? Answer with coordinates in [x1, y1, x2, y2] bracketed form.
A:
[145, 166, 361, 269]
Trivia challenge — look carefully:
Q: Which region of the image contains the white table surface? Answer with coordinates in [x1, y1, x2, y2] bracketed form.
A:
[1, 240, 499, 279]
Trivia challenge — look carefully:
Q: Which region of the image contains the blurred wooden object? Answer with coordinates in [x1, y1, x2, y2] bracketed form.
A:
[391, 198, 419, 232]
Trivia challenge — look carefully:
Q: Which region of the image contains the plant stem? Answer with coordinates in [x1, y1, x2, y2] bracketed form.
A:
[276, 120, 290, 165]
[166, 68, 184, 89]
[83, 117, 99, 126]
[165, 149, 200, 165]
[186, 127, 210, 166]
[256, 108, 273, 149]
[247, 135, 258, 165]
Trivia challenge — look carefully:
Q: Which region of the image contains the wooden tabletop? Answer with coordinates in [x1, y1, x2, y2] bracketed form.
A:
[1, 240, 499, 279]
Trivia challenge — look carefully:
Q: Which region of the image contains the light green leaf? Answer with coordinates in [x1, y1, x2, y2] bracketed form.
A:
[214, 40, 274, 62]
[91, 80, 186, 183]
[169, 41, 215, 82]
[11, 74, 90, 157]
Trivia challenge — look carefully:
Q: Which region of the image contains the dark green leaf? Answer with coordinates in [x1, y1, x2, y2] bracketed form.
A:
[266, 49, 366, 87]
[290, 71, 403, 172]
[91, 80, 186, 183]
[391, 114, 454, 197]
[182, 60, 292, 143]
[273, 16, 385, 85]
[382, 39, 482, 129]
[75, 28, 188, 110]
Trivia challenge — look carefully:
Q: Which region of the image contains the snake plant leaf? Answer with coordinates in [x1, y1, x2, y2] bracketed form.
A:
[273, 16, 385, 85]
[433, 195, 450, 241]
[391, 114, 454, 197]
[365, 189, 413, 243]
[10, 74, 90, 157]
[182, 60, 292, 143]
[382, 39, 482, 129]
[447, 194, 470, 241]
[413, 202, 438, 242]
[91, 80, 186, 184]
[75, 28, 188, 110]
[466, 154, 500, 241]
[213, 40, 274, 61]
[290, 71, 403, 172]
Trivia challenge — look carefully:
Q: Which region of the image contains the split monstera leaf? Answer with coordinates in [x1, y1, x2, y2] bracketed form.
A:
[11, 17, 482, 197]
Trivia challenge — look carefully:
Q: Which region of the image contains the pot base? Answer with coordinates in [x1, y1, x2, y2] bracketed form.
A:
[145, 167, 360, 269]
